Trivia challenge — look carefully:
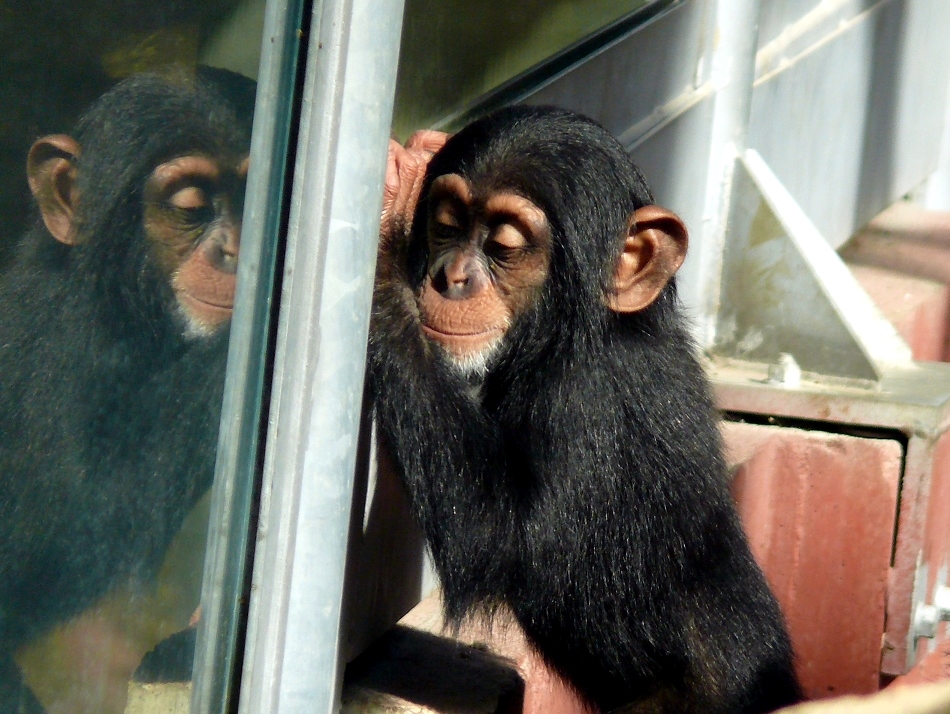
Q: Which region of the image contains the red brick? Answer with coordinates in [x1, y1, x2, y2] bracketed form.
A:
[724, 422, 902, 699]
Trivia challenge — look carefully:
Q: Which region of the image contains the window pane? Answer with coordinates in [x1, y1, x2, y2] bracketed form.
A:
[393, 0, 655, 136]
[0, 1, 269, 711]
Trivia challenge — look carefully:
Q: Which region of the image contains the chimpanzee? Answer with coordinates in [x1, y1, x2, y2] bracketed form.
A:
[0, 67, 255, 709]
[369, 106, 802, 714]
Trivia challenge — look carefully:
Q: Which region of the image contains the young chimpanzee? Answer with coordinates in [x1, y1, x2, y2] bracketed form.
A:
[0, 67, 254, 709]
[369, 106, 801, 714]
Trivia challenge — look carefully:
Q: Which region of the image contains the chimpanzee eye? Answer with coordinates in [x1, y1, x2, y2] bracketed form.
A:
[485, 245, 523, 269]
[490, 223, 529, 250]
[169, 186, 209, 212]
[432, 221, 462, 241]
[166, 186, 217, 226]
[432, 197, 466, 237]
[484, 224, 529, 266]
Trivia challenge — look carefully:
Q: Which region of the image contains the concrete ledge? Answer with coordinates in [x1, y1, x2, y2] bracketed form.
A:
[778, 681, 950, 714]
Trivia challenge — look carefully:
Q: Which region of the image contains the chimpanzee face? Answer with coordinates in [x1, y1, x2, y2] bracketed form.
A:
[28, 135, 249, 341]
[419, 172, 551, 376]
[143, 154, 249, 338]
[416, 168, 687, 378]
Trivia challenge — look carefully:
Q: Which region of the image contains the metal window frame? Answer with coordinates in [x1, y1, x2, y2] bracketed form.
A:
[229, 1, 407, 712]
[189, 0, 406, 709]
[190, 0, 308, 711]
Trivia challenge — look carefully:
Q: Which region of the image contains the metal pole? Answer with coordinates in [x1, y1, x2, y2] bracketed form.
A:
[686, 0, 761, 347]
[237, 0, 406, 711]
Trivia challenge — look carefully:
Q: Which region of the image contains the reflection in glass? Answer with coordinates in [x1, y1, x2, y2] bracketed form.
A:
[393, 0, 652, 136]
[0, 2, 265, 712]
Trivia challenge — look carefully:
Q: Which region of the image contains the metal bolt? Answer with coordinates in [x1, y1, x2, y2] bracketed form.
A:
[767, 353, 802, 388]
[914, 585, 950, 640]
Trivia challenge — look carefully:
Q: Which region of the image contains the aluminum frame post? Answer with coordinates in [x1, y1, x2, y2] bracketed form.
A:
[237, 0, 406, 711]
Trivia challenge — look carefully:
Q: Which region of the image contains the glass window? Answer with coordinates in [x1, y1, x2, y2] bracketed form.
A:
[392, 0, 654, 136]
[0, 1, 274, 711]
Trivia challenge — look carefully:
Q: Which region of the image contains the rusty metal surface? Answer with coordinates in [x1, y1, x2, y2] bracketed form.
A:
[847, 264, 950, 363]
[892, 642, 950, 687]
[916, 434, 950, 661]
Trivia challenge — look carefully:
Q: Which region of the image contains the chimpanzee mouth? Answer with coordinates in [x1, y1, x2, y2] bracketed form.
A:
[421, 324, 506, 357]
[180, 291, 234, 311]
[421, 324, 504, 339]
[428, 331, 505, 382]
[177, 290, 235, 338]
[421, 324, 505, 378]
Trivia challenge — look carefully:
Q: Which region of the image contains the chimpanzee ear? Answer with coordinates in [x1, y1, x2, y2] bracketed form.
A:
[608, 205, 688, 313]
[27, 135, 81, 245]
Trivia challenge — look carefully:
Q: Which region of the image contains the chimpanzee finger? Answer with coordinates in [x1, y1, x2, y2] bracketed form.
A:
[380, 139, 429, 247]
[404, 129, 450, 156]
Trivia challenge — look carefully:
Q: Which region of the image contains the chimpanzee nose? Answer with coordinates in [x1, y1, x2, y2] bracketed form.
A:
[211, 223, 241, 274]
[437, 254, 483, 300]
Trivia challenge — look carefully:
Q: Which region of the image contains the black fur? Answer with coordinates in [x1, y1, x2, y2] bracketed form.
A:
[368, 106, 801, 713]
[0, 68, 254, 705]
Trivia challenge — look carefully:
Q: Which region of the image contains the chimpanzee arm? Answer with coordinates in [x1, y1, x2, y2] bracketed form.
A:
[498, 329, 799, 713]
[370, 133, 519, 620]
[366, 242, 516, 622]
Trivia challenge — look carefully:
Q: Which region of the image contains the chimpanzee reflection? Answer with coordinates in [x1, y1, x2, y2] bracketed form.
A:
[0, 67, 254, 712]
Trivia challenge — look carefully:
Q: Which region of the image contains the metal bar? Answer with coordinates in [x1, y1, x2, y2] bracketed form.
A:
[236, 0, 405, 711]
[621, 82, 714, 151]
[754, 0, 888, 81]
[191, 0, 308, 711]
[688, 0, 761, 347]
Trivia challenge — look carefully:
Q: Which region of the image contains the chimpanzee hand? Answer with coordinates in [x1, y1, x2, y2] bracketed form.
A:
[371, 130, 449, 367]
[380, 130, 448, 249]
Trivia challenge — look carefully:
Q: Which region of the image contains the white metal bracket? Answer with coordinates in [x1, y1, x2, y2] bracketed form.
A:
[712, 149, 912, 382]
